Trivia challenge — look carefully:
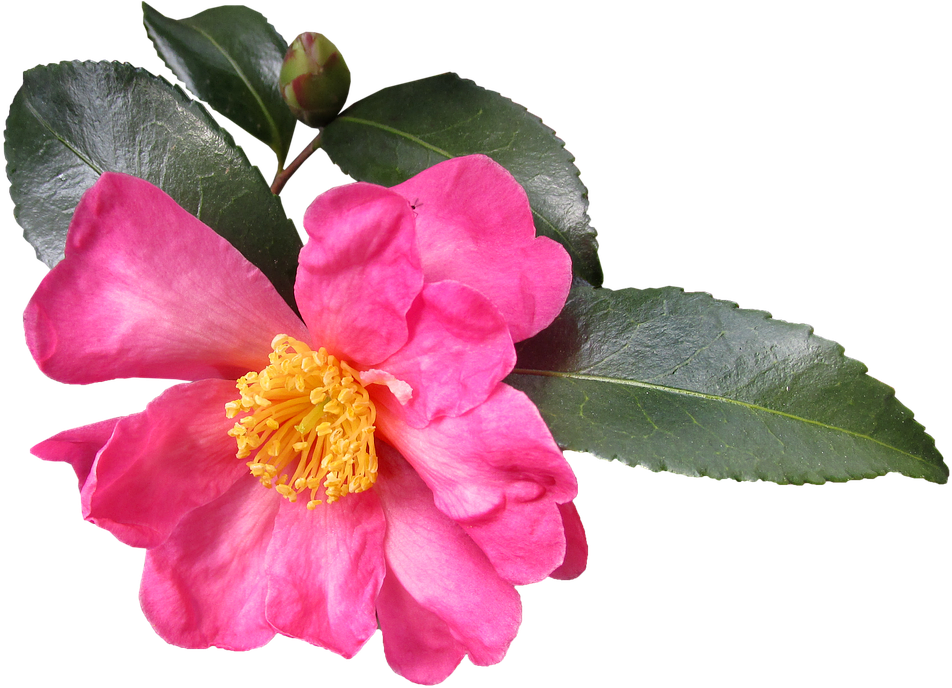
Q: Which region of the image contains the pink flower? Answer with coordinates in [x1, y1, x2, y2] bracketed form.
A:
[26, 155, 586, 684]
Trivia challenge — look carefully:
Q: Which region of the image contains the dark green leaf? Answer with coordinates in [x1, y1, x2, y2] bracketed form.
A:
[143, 2, 296, 167]
[508, 281, 947, 484]
[5, 61, 301, 309]
[322, 73, 602, 286]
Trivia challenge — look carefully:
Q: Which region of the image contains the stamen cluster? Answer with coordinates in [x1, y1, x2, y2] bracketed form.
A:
[226, 334, 378, 508]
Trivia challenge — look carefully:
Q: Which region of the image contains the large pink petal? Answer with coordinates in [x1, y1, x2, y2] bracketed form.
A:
[265, 490, 386, 658]
[378, 383, 577, 585]
[140, 476, 279, 650]
[296, 183, 423, 366]
[392, 155, 572, 342]
[32, 417, 120, 491]
[375, 445, 521, 673]
[376, 572, 466, 685]
[370, 281, 515, 428]
[549, 501, 588, 580]
[24, 173, 308, 384]
[81, 379, 248, 549]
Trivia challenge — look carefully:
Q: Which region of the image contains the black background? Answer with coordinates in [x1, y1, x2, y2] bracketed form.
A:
[4, 2, 949, 685]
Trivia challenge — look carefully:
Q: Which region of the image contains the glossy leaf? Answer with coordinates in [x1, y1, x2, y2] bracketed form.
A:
[508, 281, 947, 484]
[322, 73, 603, 286]
[5, 61, 301, 309]
[143, 2, 296, 167]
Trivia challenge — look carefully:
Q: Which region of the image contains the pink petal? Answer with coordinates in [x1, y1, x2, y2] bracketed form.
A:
[462, 497, 565, 585]
[296, 183, 423, 366]
[550, 501, 588, 580]
[375, 444, 521, 672]
[376, 573, 466, 685]
[265, 490, 386, 658]
[140, 476, 279, 650]
[378, 383, 577, 585]
[392, 155, 572, 342]
[24, 172, 307, 384]
[31, 417, 120, 491]
[360, 369, 413, 405]
[371, 281, 516, 427]
[81, 379, 249, 549]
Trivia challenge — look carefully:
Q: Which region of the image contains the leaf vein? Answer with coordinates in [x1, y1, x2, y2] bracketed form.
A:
[662, 330, 727, 379]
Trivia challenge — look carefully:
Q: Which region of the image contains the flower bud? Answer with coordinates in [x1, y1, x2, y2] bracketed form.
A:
[279, 33, 351, 128]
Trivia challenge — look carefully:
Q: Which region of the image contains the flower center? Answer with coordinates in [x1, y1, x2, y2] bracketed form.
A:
[226, 334, 378, 509]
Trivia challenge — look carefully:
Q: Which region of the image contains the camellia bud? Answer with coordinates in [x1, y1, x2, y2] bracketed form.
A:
[279, 33, 351, 128]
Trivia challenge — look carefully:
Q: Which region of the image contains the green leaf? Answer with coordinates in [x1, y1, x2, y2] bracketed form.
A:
[5, 61, 301, 309]
[507, 281, 947, 484]
[322, 73, 603, 286]
[143, 2, 296, 167]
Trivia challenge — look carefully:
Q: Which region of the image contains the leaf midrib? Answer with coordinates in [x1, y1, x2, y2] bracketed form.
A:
[23, 98, 103, 175]
[183, 21, 281, 151]
[510, 367, 933, 467]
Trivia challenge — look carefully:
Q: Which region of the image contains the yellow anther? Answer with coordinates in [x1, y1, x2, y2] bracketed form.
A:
[276, 484, 296, 501]
[225, 335, 378, 510]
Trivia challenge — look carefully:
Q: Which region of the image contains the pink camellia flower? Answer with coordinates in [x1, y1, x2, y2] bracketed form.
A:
[26, 154, 586, 684]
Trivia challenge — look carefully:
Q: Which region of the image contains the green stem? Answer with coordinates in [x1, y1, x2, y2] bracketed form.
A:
[271, 131, 323, 195]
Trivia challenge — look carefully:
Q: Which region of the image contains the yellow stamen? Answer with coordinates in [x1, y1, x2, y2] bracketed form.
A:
[226, 335, 378, 506]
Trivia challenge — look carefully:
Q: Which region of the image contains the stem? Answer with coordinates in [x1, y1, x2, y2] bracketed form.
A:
[271, 131, 323, 195]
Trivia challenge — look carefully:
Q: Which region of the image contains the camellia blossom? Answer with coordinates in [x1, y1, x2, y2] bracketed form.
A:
[25, 154, 586, 684]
